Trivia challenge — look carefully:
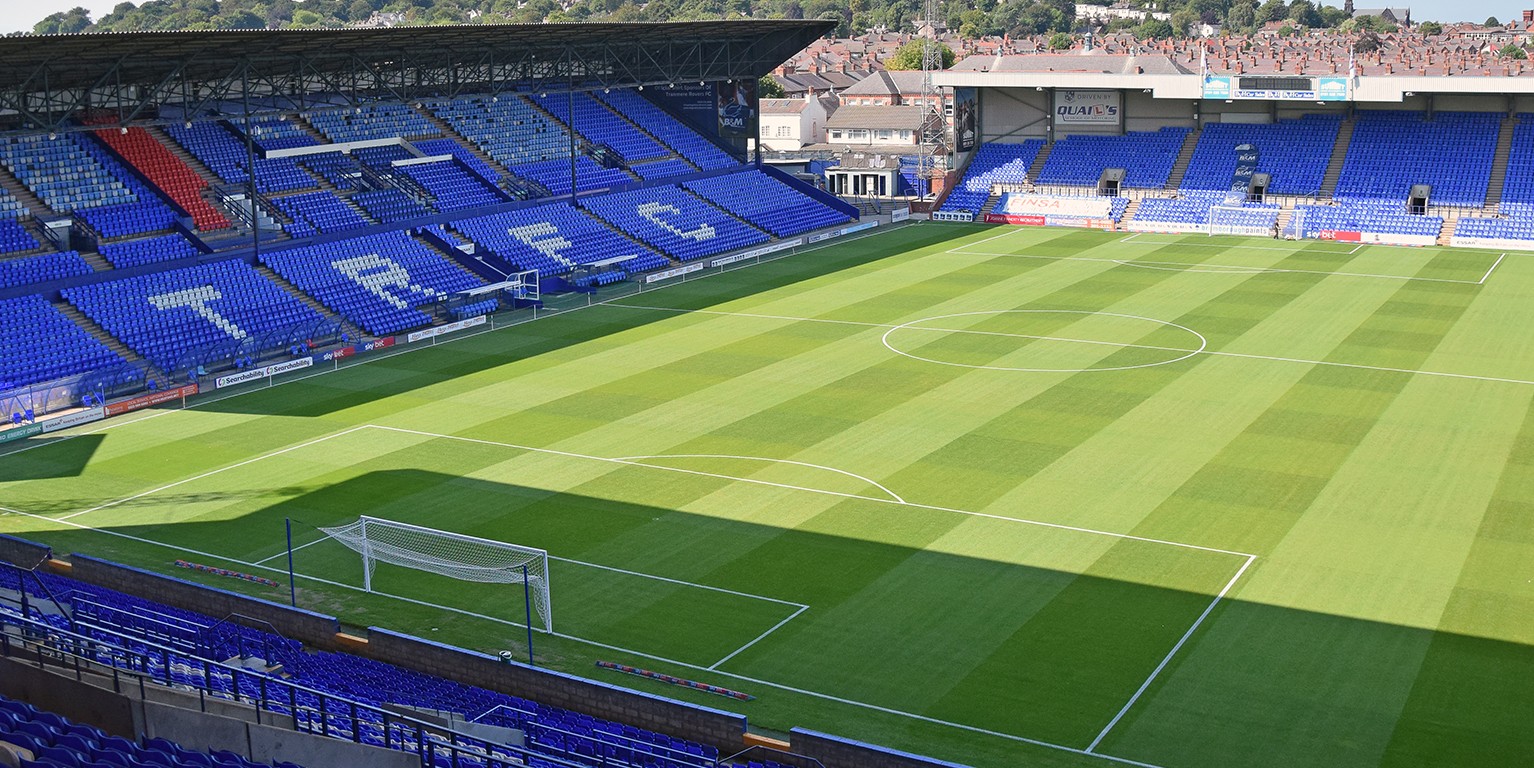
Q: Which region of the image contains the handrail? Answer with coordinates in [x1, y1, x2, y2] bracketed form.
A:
[203, 612, 295, 662]
[0, 565, 74, 630]
[0, 608, 596, 768]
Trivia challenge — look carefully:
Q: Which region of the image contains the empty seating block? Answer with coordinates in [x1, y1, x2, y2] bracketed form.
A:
[64, 260, 327, 372]
[413, 138, 503, 186]
[511, 155, 632, 196]
[1336, 111, 1500, 206]
[306, 104, 438, 143]
[632, 157, 697, 181]
[1037, 127, 1190, 189]
[0, 295, 122, 390]
[274, 191, 372, 237]
[1292, 199, 1442, 238]
[1498, 115, 1534, 205]
[454, 202, 670, 278]
[0, 220, 41, 255]
[1181, 115, 1340, 196]
[1133, 190, 1279, 229]
[397, 159, 503, 212]
[582, 184, 767, 261]
[0, 133, 137, 212]
[232, 114, 318, 151]
[938, 141, 1045, 214]
[0, 188, 28, 220]
[596, 89, 739, 170]
[0, 250, 92, 289]
[428, 95, 573, 170]
[684, 169, 851, 237]
[534, 91, 668, 162]
[99, 232, 202, 268]
[77, 200, 179, 238]
[164, 122, 315, 194]
[354, 188, 432, 224]
[260, 231, 484, 335]
[92, 124, 232, 231]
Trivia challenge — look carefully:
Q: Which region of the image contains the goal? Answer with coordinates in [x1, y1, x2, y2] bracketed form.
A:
[1206, 205, 1273, 237]
[317, 516, 553, 632]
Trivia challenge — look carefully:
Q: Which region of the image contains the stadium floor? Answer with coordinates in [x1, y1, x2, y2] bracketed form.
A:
[3, 222, 1532, 768]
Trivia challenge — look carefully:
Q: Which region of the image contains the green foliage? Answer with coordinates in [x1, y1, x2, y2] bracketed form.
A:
[1500, 43, 1528, 59]
[1047, 31, 1072, 50]
[1417, 20, 1442, 35]
[1277, 22, 1295, 36]
[33, 6, 93, 34]
[1487, 16, 1500, 26]
[759, 74, 787, 98]
[1134, 18, 1174, 38]
[884, 38, 956, 70]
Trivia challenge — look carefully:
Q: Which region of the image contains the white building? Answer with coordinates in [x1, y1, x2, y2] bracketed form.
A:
[760, 94, 839, 151]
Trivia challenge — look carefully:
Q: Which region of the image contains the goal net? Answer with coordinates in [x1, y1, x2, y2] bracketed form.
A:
[317, 516, 553, 632]
[1207, 205, 1273, 237]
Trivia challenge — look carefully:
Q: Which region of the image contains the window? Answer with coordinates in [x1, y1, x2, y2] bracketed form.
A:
[900, 130, 912, 140]
[830, 129, 843, 140]
[851, 129, 869, 140]
[877, 130, 893, 141]
[776, 125, 791, 138]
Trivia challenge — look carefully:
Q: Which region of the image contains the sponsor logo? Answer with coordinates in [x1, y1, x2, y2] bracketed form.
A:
[105, 384, 198, 417]
[1055, 91, 1121, 125]
[322, 346, 358, 362]
[891, 207, 911, 223]
[364, 337, 397, 352]
[1201, 76, 1232, 100]
[644, 263, 706, 284]
[710, 238, 803, 267]
[214, 357, 315, 390]
[1317, 77, 1349, 101]
[406, 315, 488, 343]
[985, 213, 1047, 226]
[0, 424, 43, 444]
[40, 407, 106, 434]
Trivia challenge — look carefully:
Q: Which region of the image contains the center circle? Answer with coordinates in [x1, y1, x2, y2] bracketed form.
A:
[880, 310, 1207, 373]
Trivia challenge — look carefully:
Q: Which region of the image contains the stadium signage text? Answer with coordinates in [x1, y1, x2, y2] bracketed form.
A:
[891, 206, 911, 223]
[645, 263, 706, 283]
[1203, 75, 1350, 102]
[710, 238, 804, 267]
[1053, 90, 1121, 126]
[214, 357, 314, 389]
[996, 193, 1112, 219]
[40, 407, 106, 434]
[406, 315, 487, 343]
[104, 384, 199, 417]
[0, 424, 43, 444]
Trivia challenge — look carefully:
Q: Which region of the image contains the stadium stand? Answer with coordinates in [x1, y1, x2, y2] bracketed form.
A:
[534, 91, 670, 162]
[413, 138, 504, 187]
[0, 188, 25, 220]
[231, 115, 319, 152]
[0, 295, 123, 390]
[0, 134, 137, 213]
[1133, 191, 1279, 231]
[397, 158, 504, 211]
[89, 123, 233, 231]
[452, 202, 671, 278]
[0, 251, 93, 290]
[98, 232, 203, 269]
[0, 220, 41, 255]
[306, 104, 439, 143]
[273, 191, 372, 237]
[1495, 115, 1534, 206]
[683, 169, 852, 237]
[938, 141, 1045, 214]
[595, 89, 740, 170]
[0, 693, 309, 768]
[634, 157, 699, 181]
[428, 95, 572, 169]
[1180, 114, 1341, 196]
[1290, 199, 1443, 239]
[164, 121, 316, 194]
[258, 231, 485, 335]
[580, 184, 768, 261]
[1453, 202, 1534, 243]
[1036, 127, 1190, 189]
[63, 260, 330, 372]
[1334, 111, 1500, 206]
[353, 188, 433, 224]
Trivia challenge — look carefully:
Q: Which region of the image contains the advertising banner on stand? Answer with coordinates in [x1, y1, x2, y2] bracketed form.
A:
[1053, 90, 1120, 126]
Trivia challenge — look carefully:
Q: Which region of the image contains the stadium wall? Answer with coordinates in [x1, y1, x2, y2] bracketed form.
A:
[790, 728, 977, 768]
[361, 627, 751, 752]
[0, 534, 52, 568]
[62, 554, 344, 650]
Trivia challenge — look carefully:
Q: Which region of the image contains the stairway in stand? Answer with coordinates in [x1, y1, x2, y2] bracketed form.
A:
[1026, 142, 1054, 183]
[0, 163, 54, 219]
[1437, 215, 1459, 247]
[1165, 127, 1202, 190]
[251, 264, 364, 340]
[1483, 115, 1518, 212]
[1319, 117, 1356, 200]
[55, 301, 142, 364]
[1119, 199, 1142, 228]
[413, 106, 520, 182]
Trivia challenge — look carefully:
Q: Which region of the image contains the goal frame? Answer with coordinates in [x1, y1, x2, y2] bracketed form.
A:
[1206, 204, 1273, 238]
[318, 516, 554, 633]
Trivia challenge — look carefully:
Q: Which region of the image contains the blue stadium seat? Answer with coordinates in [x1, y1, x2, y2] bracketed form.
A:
[939, 141, 1045, 214]
[1181, 114, 1341, 196]
[453, 202, 670, 278]
[683, 169, 851, 237]
[164, 122, 316, 194]
[0, 251, 93, 290]
[98, 233, 202, 268]
[594, 89, 739, 170]
[1335, 111, 1500, 206]
[305, 104, 438, 143]
[259, 231, 485, 336]
[1037, 127, 1190, 189]
[0, 220, 43, 255]
[273, 191, 373, 237]
[580, 184, 767, 262]
[533, 91, 669, 163]
[1133, 191, 1279, 230]
[0, 295, 123, 391]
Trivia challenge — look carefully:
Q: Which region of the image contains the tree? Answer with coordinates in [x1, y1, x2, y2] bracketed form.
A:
[1317, 5, 1347, 26]
[1256, 0, 1287, 23]
[1226, 1, 1257, 33]
[1277, 23, 1295, 36]
[1417, 20, 1442, 35]
[34, 6, 93, 34]
[759, 75, 787, 98]
[1287, 0, 1319, 27]
[1048, 32, 1072, 50]
[1134, 18, 1174, 38]
[1500, 43, 1528, 59]
[885, 38, 956, 70]
[1486, 16, 1500, 27]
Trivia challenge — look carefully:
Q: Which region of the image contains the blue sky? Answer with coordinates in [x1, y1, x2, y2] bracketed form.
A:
[1, 0, 1521, 34]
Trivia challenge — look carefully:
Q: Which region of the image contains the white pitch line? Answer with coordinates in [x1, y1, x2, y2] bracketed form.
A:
[253, 535, 329, 565]
[708, 604, 809, 670]
[1086, 554, 1257, 753]
[615, 453, 906, 504]
[1479, 252, 1507, 285]
[56, 426, 372, 521]
[606, 302, 1534, 388]
[368, 424, 1255, 559]
[549, 554, 806, 609]
[0, 503, 1172, 768]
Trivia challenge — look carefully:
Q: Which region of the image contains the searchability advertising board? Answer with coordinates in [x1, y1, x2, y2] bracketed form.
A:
[1053, 90, 1120, 126]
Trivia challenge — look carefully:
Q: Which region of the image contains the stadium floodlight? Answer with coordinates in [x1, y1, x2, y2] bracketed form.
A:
[317, 516, 553, 634]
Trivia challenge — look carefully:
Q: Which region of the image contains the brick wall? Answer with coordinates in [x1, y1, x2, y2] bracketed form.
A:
[0, 534, 51, 568]
[790, 728, 977, 768]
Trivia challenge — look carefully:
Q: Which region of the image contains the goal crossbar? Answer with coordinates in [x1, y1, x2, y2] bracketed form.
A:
[317, 516, 553, 632]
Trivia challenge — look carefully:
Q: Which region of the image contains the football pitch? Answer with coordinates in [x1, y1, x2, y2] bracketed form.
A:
[4, 222, 1534, 768]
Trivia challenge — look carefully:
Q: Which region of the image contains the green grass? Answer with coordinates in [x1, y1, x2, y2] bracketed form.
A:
[4, 223, 1534, 768]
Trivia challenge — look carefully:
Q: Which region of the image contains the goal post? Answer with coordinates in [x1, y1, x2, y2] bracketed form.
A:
[316, 516, 553, 633]
[1206, 205, 1274, 237]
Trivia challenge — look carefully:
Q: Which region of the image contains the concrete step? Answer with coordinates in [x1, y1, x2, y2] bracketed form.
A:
[252, 264, 363, 339]
[1320, 118, 1355, 200]
[1484, 116, 1517, 209]
[0, 161, 54, 219]
[55, 300, 142, 364]
[1165, 127, 1202, 190]
[1026, 143, 1054, 183]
